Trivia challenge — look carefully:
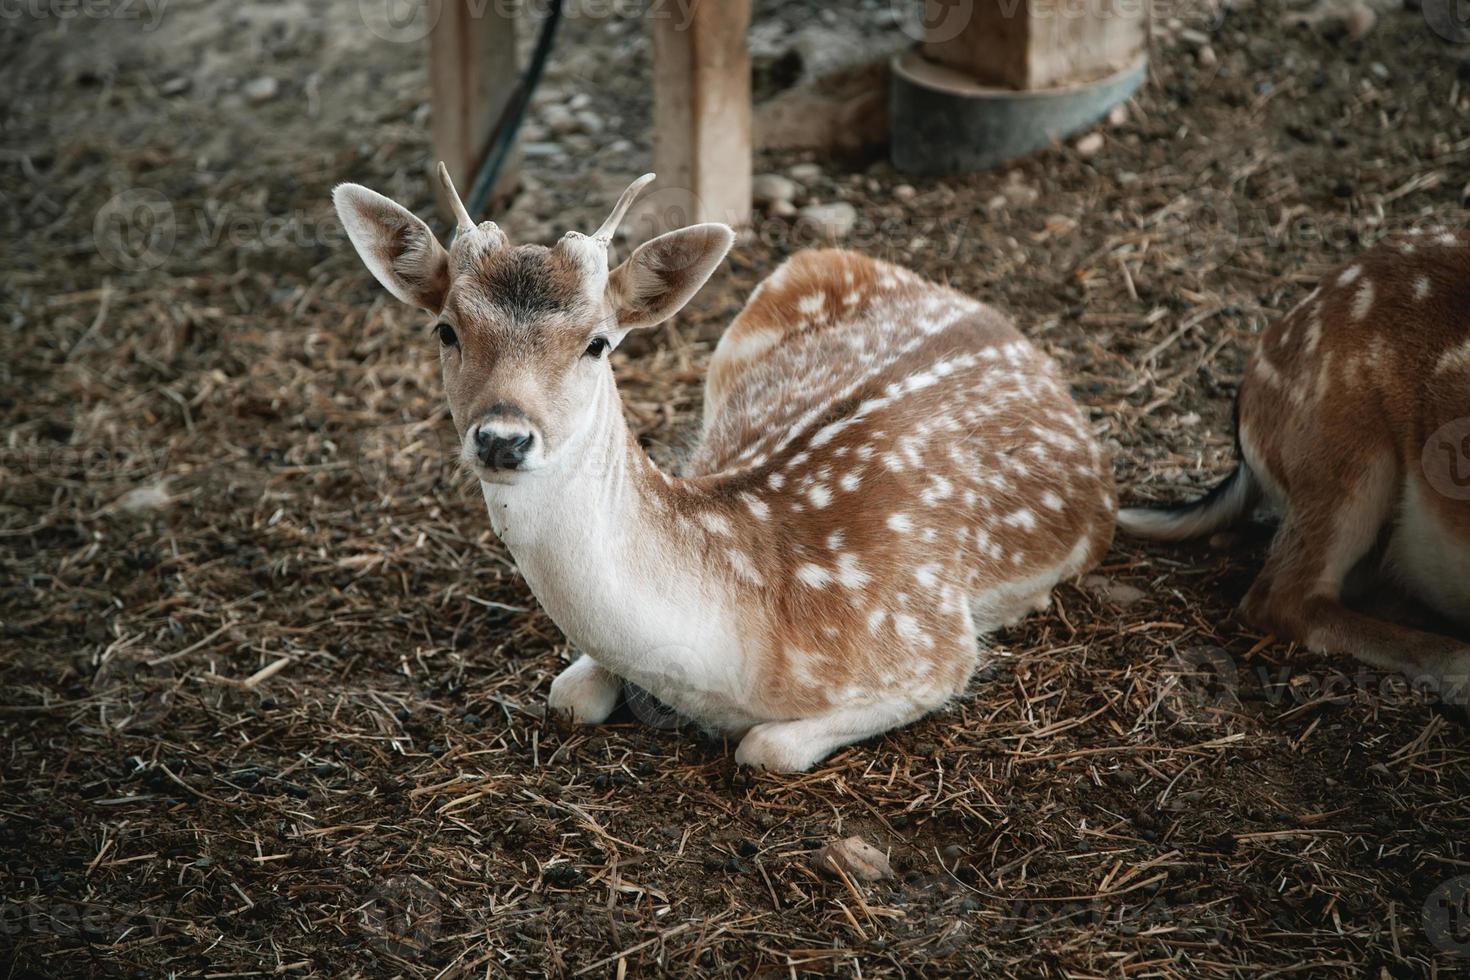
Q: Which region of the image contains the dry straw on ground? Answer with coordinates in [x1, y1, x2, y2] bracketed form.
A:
[4, 0, 1470, 976]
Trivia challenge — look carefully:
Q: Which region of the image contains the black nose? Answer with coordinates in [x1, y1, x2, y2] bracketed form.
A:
[474, 426, 535, 470]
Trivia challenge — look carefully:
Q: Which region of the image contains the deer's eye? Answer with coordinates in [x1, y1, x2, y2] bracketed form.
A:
[435, 322, 458, 347]
[584, 336, 610, 358]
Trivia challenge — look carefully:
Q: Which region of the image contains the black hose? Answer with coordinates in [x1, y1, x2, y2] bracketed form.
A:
[454, 0, 565, 241]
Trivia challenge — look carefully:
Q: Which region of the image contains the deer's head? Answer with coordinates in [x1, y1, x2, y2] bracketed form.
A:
[333, 165, 733, 481]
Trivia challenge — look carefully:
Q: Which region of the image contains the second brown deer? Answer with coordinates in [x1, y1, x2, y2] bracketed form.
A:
[1121, 230, 1470, 707]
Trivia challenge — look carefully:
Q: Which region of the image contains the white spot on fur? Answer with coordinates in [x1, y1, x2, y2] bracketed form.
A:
[714, 327, 780, 367]
[741, 493, 770, 520]
[1350, 279, 1374, 321]
[887, 512, 912, 533]
[867, 609, 886, 634]
[1003, 509, 1037, 531]
[921, 475, 953, 505]
[726, 549, 763, 585]
[836, 554, 870, 589]
[1436, 340, 1470, 376]
[699, 512, 733, 536]
[1303, 313, 1323, 355]
[892, 612, 933, 649]
[796, 563, 832, 588]
[1338, 264, 1362, 286]
[1413, 276, 1432, 302]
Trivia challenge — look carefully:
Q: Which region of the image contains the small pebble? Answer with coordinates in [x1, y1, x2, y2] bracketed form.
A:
[797, 201, 857, 239]
[244, 76, 278, 103]
[752, 173, 798, 206]
[543, 104, 579, 136]
[813, 836, 893, 882]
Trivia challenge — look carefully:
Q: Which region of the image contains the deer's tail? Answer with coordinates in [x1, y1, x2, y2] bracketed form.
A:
[1117, 462, 1260, 542]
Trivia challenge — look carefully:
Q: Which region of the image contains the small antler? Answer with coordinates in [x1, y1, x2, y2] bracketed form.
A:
[592, 173, 656, 243]
[437, 161, 476, 233]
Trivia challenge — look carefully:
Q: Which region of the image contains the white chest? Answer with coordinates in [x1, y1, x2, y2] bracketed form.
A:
[480, 481, 761, 729]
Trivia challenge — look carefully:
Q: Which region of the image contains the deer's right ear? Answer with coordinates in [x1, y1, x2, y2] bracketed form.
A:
[333, 184, 450, 313]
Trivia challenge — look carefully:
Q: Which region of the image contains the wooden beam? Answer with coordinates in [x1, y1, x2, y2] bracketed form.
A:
[430, 0, 518, 219]
[649, 0, 751, 239]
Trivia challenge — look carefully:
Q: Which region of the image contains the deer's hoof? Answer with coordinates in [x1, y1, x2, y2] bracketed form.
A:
[547, 657, 621, 725]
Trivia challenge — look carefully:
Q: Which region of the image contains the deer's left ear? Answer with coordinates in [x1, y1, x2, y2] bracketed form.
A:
[606, 223, 734, 331]
[333, 183, 450, 313]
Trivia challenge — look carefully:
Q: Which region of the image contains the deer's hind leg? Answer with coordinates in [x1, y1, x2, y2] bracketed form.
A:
[1241, 454, 1470, 709]
[734, 692, 949, 772]
[735, 616, 975, 772]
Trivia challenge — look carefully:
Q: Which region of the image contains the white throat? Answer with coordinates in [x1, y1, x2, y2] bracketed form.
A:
[478, 373, 752, 724]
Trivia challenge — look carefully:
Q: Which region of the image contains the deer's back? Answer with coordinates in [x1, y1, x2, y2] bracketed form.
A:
[687, 248, 1116, 601]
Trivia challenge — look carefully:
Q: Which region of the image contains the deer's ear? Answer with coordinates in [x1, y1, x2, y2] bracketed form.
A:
[606, 223, 734, 331]
[333, 183, 450, 313]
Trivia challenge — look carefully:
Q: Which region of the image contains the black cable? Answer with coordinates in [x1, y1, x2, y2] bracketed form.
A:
[455, 0, 565, 241]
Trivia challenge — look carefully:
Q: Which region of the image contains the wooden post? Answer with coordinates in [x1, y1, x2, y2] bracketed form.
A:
[430, 0, 519, 218]
[890, 0, 1146, 174]
[920, 0, 1145, 91]
[649, 0, 751, 238]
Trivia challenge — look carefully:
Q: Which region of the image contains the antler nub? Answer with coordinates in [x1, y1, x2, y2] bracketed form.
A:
[437, 161, 476, 234]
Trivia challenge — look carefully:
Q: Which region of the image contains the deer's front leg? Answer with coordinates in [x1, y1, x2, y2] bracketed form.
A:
[547, 654, 622, 724]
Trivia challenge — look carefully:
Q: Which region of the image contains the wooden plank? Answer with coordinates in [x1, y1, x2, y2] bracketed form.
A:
[429, 0, 519, 219]
[921, 0, 1145, 91]
[1027, 0, 1145, 90]
[648, 0, 751, 238]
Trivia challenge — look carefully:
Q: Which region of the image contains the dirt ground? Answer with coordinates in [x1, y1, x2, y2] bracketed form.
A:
[5, 0, 1470, 976]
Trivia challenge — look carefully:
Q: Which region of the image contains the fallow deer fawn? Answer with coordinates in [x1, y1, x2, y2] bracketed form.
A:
[1121, 231, 1470, 706]
[333, 166, 1116, 771]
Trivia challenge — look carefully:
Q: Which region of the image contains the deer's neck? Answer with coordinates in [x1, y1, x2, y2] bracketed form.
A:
[479, 374, 750, 705]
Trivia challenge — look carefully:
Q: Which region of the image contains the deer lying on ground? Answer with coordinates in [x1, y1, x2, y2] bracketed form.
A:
[333, 166, 1116, 771]
[1121, 231, 1470, 706]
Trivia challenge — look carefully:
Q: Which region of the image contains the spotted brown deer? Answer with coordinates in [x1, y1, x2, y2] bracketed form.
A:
[1121, 230, 1470, 706]
[333, 165, 1116, 771]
